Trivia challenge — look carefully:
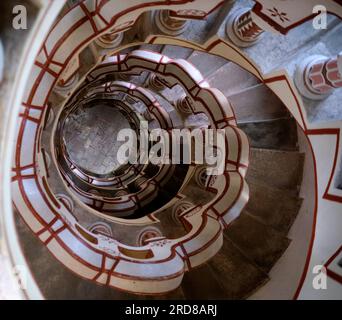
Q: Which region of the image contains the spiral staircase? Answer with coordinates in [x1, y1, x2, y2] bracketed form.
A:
[0, 0, 341, 300]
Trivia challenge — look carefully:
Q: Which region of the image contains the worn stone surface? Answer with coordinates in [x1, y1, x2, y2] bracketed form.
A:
[0, 3, 316, 299]
[161, 44, 193, 60]
[246, 180, 303, 234]
[187, 50, 227, 77]
[243, 12, 340, 75]
[208, 237, 269, 299]
[247, 148, 305, 193]
[238, 118, 298, 151]
[225, 211, 291, 273]
[181, 263, 227, 299]
[229, 84, 289, 123]
[63, 104, 131, 175]
[207, 62, 260, 97]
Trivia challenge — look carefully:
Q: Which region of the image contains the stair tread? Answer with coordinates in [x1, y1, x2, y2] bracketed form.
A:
[247, 148, 305, 192]
[238, 118, 298, 151]
[187, 50, 227, 77]
[207, 62, 260, 96]
[228, 84, 289, 122]
[208, 237, 269, 299]
[181, 264, 227, 299]
[224, 211, 291, 273]
[246, 179, 303, 234]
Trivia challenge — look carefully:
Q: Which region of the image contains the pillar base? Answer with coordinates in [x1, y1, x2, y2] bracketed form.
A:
[95, 31, 123, 49]
[294, 55, 331, 101]
[154, 10, 188, 36]
[226, 8, 263, 48]
[54, 73, 79, 97]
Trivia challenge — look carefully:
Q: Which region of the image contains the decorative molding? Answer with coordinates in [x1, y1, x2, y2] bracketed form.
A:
[226, 8, 264, 47]
[154, 10, 189, 36]
[295, 52, 342, 100]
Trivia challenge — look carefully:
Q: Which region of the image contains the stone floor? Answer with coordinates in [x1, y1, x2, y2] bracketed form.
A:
[63, 104, 131, 175]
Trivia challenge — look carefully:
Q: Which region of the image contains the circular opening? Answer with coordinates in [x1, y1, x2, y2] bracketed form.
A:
[62, 102, 131, 176]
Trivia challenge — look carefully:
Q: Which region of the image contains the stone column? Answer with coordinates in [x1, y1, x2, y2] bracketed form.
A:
[175, 96, 192, 114]
[295, 52, 342, 100]
[95, 30, 123, 49]
[154, 10, 188, 36]
[54, 73, 79, 97]
[226, 8, 264, 47]
[147, 73, 165, 91]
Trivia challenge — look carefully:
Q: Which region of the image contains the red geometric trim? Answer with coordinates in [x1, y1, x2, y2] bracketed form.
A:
[324, 245, 342, 284]
[252, 1, 342, 35]
[306, 128, 342, 203]
[80, 2, 99, 34]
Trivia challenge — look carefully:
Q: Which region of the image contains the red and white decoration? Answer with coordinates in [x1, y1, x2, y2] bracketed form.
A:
[295, 52, 342, 100]
[251, 0, 342, 35]
[175, 95, 193, 114]
[94, 30, 124, 49]
[88, 222, 113, 237]
[11, 0, 248, 295]
[137, 227, 163, 246]
[226, 8, 264, 47]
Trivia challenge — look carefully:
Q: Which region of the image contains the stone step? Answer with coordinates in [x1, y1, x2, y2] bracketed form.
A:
[246, 179, 303, 234]
[207, 62, 260, 97]
[247, 148, 304, 193]
[181, 264, 227, 299]
[238, 118, 298, 151]
[228, 84, 289, 123]
[224, 211, 291, 273]
[161, 45, 193, 60]
[186, 50, 227, 77]
[208, 237, 269, 299]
